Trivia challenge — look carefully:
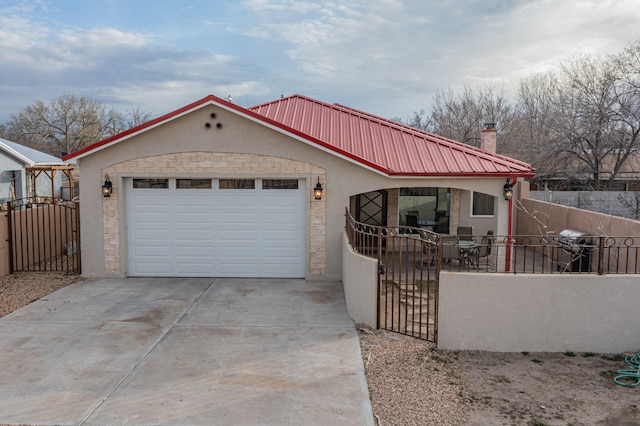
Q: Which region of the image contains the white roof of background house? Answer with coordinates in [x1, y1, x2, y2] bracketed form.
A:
[0, 137, 63, 166]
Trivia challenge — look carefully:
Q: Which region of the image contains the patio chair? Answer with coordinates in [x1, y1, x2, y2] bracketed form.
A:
[468, 234, 493, 269]
[456, 226, 474, 241]
[416, 239, 437, 270]
[440, 235, 462, 265]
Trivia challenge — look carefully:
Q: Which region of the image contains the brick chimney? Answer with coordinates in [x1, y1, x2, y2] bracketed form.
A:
[480, 122, 497, 154]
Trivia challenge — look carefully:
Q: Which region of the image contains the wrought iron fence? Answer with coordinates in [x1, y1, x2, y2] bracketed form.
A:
[346, 209, 640, 276]
[7, 197, 81, 274]
[345, 208, 640, 344]
[346, 209, 440, 342]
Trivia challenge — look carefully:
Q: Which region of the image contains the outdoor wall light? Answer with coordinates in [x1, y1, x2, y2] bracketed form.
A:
[314, 177, 323, 200]
[102, 174, 113, 197]
[503, 178, 513, 201]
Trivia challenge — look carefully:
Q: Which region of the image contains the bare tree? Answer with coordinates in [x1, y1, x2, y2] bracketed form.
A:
[618, 191, 640, 219]
[391, 109, 433, 132]
[549, 52, 640, 190]
[429, 84, 516, 150]
[2, 93, 150, 157]
[512, 72, 558, 165]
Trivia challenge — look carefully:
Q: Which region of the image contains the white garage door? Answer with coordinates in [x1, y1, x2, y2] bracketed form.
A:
[126, 177, 307, 277]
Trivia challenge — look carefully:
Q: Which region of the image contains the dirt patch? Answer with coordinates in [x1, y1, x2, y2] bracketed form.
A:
[358, 325, 640, 426]
[460, 350, 640, 425]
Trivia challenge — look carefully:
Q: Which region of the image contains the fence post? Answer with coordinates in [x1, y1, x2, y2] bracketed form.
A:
[597, 236, 605, 275]
[6, 201, 13, 274]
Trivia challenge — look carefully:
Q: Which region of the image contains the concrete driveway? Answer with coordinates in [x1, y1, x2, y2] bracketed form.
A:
[0, 278, 373, 425]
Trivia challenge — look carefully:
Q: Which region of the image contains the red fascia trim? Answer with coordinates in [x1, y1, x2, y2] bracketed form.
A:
[61, 93, 391, 175]
[386, 171, 535, 178]
[63, 95, 231, 161]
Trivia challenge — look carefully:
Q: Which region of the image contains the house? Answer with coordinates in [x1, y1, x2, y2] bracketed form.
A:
[0, 137, 74, 204]
[62, 94, 533, 279]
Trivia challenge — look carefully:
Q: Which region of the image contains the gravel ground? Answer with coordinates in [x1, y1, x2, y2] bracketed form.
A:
[0, 271, 84, 318]
[357, 324, 640, 426]
[357, 324, 470, 425]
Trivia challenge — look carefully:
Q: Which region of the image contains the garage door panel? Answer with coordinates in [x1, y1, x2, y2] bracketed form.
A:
[134, 262, 174, 274]
[177, 229, 215, 240]
[176, 264, 215, 275]
[134, 229, 172, 241]
[218, 246, 258, 257]
[127, 177, 306, 277]
[177, 246, 214, 256]
[133, 246, 171, 257]
[262, 245, 303, 256]
[176, 195, 214, 206]
[218, 230, 258, 241]
[218, 265, 258, 276]
[131, 196, 171, 207]
[217, 211, 259, 222]
[175, 212, 214, 224]
[261, 264, 300, 276]
[132, 212, 171, 224]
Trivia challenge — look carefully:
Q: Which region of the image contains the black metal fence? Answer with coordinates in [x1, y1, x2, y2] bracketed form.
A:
[7, 198, 81, 274]
[345, 209, 640, 343]
[346, 209, 439, 342]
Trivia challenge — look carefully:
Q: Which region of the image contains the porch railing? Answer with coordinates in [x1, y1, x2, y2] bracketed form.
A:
[346, 209, 640, 275]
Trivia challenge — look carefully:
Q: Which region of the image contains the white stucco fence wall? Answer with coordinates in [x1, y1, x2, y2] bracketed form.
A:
[438, 272, 640, 353]
[342, 232, 378, 327]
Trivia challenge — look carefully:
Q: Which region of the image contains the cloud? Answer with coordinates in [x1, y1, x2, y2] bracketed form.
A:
[236, 0, 640, 119]
[0, 5, 267, 120]
[0, 0, 639, 125]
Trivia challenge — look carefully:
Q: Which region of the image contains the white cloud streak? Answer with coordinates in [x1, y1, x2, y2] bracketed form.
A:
[0, 0, 638, 123]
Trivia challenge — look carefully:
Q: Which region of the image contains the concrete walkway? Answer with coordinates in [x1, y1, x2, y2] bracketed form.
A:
[0, 278, 373, 425]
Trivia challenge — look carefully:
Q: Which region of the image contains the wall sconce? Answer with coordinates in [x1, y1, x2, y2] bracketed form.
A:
[503, 178, 513, 201]
[102, 174, 113, 197]
[314, 177, 323, 200]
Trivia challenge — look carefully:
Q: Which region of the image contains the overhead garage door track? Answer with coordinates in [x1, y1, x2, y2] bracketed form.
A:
[0, 278, 373, 425]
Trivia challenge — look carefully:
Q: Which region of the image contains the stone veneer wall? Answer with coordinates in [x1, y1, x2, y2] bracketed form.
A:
[102, 152, 326, 276]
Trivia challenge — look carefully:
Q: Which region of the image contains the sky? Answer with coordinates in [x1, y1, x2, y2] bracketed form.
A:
[1, 0, 639, 124]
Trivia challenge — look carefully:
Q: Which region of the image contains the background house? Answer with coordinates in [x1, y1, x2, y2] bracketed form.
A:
[0, 137, 73, 204]
[63, 94, 533, 279]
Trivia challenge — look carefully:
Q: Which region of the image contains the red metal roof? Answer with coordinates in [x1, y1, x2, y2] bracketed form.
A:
[249, 95, 533, 177]
[64, 94, 533, 178]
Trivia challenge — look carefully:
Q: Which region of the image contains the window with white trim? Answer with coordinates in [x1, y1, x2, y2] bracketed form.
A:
[472, 192, 495, 216]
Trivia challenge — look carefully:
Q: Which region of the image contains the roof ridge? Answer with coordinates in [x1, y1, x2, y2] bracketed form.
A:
[65, 93, 533, 177]
[332, 103, 530, 169]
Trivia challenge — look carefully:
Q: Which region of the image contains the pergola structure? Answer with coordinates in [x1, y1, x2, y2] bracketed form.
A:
[24, 165, 75, 200]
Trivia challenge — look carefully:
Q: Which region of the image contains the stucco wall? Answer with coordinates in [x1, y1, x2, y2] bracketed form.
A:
[438, 272, 640, 353]
[342, 232, 377, 327]
[518, 197, 640, 237]
[76, 102, 517, 279]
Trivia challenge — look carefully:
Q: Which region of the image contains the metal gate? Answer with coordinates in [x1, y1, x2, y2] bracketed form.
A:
[7, 198, 81, 274]
[377, 232, 440, 343]
[345, 209, 439, 343]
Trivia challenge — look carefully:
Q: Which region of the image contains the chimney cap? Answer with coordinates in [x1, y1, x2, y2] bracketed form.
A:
[483, 122, 496, 129]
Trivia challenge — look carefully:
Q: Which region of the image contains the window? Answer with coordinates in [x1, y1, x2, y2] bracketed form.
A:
[133, 179, 169, 189]
[219, 179, 255, 189]
[472, 192, 495, 216]
[262, 179, 299, 189]
[398, 187, 450, 232]
[176, 179, 212, 189]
